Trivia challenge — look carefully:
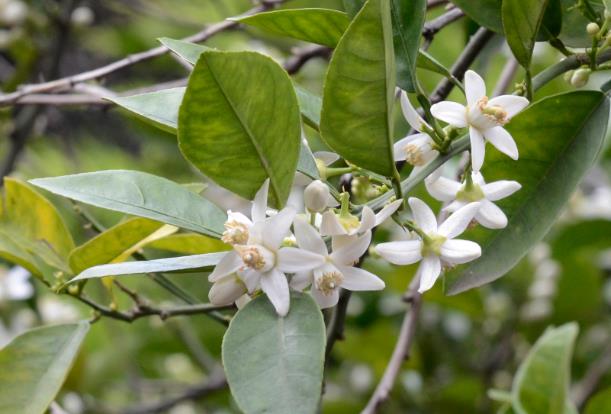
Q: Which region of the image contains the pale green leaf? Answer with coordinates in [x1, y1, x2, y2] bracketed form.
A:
[159, 37, 211, 65]
[146, 233, 230, 255]
[391, 0, 426, 92]
[502, 0, 550, 66]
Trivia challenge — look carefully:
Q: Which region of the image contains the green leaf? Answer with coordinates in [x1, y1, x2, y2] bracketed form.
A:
[159, 37, 210, 65]
[343, 0, 366, 18]
[447, 91, 610, 294]
[236, 8, 349, 47]
[297, 142, 320, 180]
[321, 0, 396, 176]
[222, 292, 325, 414]
[68, 217, 173, 274]
[416, 50, 464, 92]
[146, 233, 230, 255]
[70, 252, 227, 282]
[502, 0, 550, 67]
[391, 0, 426, 92]
[108, 87, 185, 133]
[29, 170, 226, 238]
[295, 85, 322, 129]
[0, 231, 51, 277]
[452, 0, 503, 32]
[511, 323, 578, 414]
[178, 50, 301, 207]
[584, 388, 611, 414]
[559, 0, 605, 47]
[0, 322, 89, 414]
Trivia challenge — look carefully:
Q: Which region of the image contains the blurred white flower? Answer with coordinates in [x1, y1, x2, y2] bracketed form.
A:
[376, 198, 481, 293]
[0, 266, 33, 303]
[430, 70, 528, 171]
[39, 296, 80, 324]
[70, 6, 94, 26]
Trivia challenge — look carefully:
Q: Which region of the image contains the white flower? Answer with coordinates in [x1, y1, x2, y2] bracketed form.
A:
[425, 170, 521, 229]
[376, 198, 481, 293]
[208, 273, 248, 306]
[394, 91, 439, 174]
[304, 180, 333, 213]
[220, 179, 271, 245]
[321, 199, 402, 238]
[430, 70, 529, 172]
[287, 217, 384, 308]
[210, 181, 324, 316]
[0, 266, 33, 302]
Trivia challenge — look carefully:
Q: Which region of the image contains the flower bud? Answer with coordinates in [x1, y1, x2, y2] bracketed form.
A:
[570, 68, 591, 87]
[71, 6, 94, 27]
[563, 70, 574, 83]
[208, 274, 247, 306]
[586, 22, 600, 36]
[304, 180, 330, 213]
[0, 1, 27, 26]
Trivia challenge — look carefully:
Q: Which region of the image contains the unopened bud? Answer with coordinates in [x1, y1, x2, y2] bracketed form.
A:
[586, 22, 600, 36]
[304, 180, 330, 213]
[563, 70, 574, 83]
[570, 68, 591, 87]
[209, 274, 247, 306]
[71, 6, 94, 26]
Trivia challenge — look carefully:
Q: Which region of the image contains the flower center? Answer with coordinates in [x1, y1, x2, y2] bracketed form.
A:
[316, 271, 344, 296]
[222, 220, 249, 245]
[404, 143, 426, 166]
[421, 234, 447, 256]
[456, 183, 485, 202]
[477, 96, 508, 125]
[235, 245, 274, 272]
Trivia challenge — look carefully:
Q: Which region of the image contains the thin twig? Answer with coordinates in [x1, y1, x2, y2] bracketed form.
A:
[325, 290, 352, 358]
[422, 7, 465, 45]
[571, 344, 611, 409]
[284, 45, 332, 75]
[427, 0, 448, 9]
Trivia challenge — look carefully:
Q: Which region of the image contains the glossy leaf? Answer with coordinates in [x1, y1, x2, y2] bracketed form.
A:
[297, 142, 320, 180]
[179, 50, 301, 206]
[159, 37, 210, 64]
[0, 322, 89, 414]
[69, 217, 176, 274]
[146, 233, 230, 254]
[295, 85, 322, 129]
[222, 292, 325, 414]
[502, 0, 550, 66]
[30, 170, 226, 238]
[584, 388, 611, 414]
[0, 231, 50, 277]
[343, 0, 365, 18]
[391, 0, 426, 92]
[447, 91, 610, 294]
[321, 0, 396, 176]
[511, 323, 578, 414]
[236, 9, 349, 47]
[559, 0, 604, 47]
[70, 252, 227, 282]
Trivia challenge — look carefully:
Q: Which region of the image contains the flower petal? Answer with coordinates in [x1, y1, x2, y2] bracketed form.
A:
[375, 240, 423, 265]
[470, 127, 486, 172]
[408, 197, 438, 233]
[484, 126, 519, 160]
[262, 207, 296, 249]
[475, 200, 508, 229]
[209, 251, 242, 282]
[293, 216, 328, 256]
[442, 200, 467, 213]
[438, 202, 480, 239]
[430, 101, 468, 127]
[338, 265, 385, 291]
[464, 70, 486, 107]
[331, 231, 371, 265]
[239, 269, 261, 293]
[252, 179, 270, 222]
[425, 174, 461, 202]
[311, 283, 340, 309]
[290, 271, 312, 291]
[440, 239, 481, 264]
[357, 206, 377, 233]
[320, 211, 347, 236]
[393, 133, 427, 161]
[260, 269, 290, 316]
[375, 199, 402, 226]
[314, 151, 339, 166]
[488, 95, 529, 118]
[417, 255, 442, 293]
[277, 247, 325, 273]
[401, 90, 430, 131]
[481, 180, 521, 201]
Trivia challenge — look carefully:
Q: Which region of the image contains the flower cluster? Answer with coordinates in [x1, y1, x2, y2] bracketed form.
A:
[209, 70, 528, 313]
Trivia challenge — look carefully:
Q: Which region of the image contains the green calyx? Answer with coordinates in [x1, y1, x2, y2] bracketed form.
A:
[337, 192, 360, 231]
[421, 233, 447, 256]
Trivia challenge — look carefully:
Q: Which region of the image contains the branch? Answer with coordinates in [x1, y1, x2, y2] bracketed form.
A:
[284, 45, 332, 75]
[571, 344, 611, 409]
[492, 56, 520, 96]
[325, 290, 352, 358]
[361, 278, 422, 414]
[422, 7, 465, 47]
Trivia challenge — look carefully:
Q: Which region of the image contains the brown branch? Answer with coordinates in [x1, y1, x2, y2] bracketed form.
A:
[422, 7, 465, 45]
[284, 45, 332, 75]
[325, 290, 352, 358]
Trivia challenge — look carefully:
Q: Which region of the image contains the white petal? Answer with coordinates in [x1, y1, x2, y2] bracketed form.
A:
[239, 269, 261, 293]
[438, 202, 480, 239]
[260, 269, 290, 316]
[484, 127, 519, 160]
[464, 70, 486, 107]
[338, 265, 385, 291]
[440, 239, 481, 264]
[252, 179, 270, 222]
[290, 271, 312, 290]
[430, 101, 468, 128]
[208, 274, 247, 306]
[277, 247, 325, 273]
[314, 151, 339, 166]
[408, 197, 438, 233]
[471, 171, 486, 186]
[262, 207, 296, 249]
[375, 199, 402, 226]
[293, 216, 328, 256]
[375, 240, 423, 265]
[417, 256, 442, 293]
[331, 231, 371, 265]
[208, 251, 242, 282]
[488, 95, 529, 118]
[357, 206, 376, 233]
[311, 284, 340, 309]
[425, 174, 461, 202]
[6, 267, 33, 300]
[227, 211, 253, 227]
[442, 200, 467, 213]
[401, 90, 430, 131]
[481, 180, 521, 201]
[331, 234, 356, 251]
[475, 200, 508, 229]
[320, 211, 348, 236]
[470, 127, 486, 172]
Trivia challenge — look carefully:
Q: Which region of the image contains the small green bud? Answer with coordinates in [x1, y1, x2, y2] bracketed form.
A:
[586, 22, 600, 36]
[570, 68, 591, 88]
